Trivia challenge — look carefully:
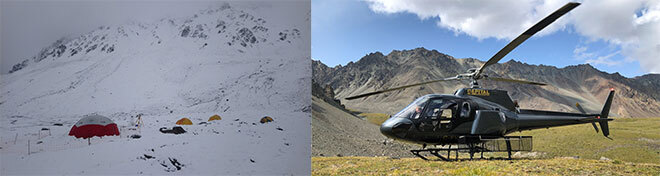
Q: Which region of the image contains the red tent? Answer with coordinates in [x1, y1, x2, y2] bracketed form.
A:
[69, 115, 120, 140]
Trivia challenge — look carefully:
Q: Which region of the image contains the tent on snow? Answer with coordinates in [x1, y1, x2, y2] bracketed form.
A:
[69, 114, 120, 145]
[208, 114, 222, 121]
[260, 116, 273, 124]
[176, 118, 193, 125]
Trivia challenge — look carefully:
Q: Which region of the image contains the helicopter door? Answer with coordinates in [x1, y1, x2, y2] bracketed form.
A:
[439, 109, 453, 128]
[420, 99, 456, 131]
[431, 107, 454, 130]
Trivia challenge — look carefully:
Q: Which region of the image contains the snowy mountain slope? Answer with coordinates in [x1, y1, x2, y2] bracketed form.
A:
[1, 2, 310, 175]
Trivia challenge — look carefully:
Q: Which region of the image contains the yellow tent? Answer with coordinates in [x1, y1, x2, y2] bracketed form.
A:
[260, 116, 273, 123]
[176, 118, 193, 125]
[208, 114, 222, 121]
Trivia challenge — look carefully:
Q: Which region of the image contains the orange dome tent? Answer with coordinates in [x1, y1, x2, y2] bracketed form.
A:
[176, 118, 193, 125]
[260, 116, 273, 123]
[208, 114, 222, 121]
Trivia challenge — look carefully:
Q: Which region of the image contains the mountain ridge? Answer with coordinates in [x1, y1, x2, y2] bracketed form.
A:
[1, 2, 310, 175]
[6, 2, 302, 75]
[1, 2, 309, 118]
[313, 47, 660, 117]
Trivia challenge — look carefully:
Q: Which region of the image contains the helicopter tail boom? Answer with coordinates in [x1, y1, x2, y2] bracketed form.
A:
[575, 102, 599, 133]
[515, 89, 615, 136]
[597, 89, 615, 137]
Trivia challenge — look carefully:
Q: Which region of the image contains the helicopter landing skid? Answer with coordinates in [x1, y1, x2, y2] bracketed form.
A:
[410, 149, 450, 161]
[410, 145, 486, 161]
[411, 136, 533, 161]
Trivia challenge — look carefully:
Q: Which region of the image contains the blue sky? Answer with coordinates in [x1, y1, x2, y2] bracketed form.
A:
[312, 0, 651, 78]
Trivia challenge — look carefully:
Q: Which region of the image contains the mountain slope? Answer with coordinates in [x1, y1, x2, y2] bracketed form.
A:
[312, 81, 414, 157]
[313, 47, 660, 117]
[1, 2, 310, 175]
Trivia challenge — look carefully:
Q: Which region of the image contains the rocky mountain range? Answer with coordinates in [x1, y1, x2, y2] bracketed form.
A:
[313, 47, 660, 118]
[7, 3, 301, 74]
[1, 2, 310, 174]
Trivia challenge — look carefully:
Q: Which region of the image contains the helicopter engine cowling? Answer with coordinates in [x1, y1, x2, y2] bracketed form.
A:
[471, 110, 506, 135]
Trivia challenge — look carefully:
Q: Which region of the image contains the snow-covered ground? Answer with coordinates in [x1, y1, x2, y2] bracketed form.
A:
[1, 2, 310, 175]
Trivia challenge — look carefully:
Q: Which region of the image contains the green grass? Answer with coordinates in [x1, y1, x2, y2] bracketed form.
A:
[515, 117, 660, 164]
[312, 156, 660, 175]
[358, 114, 660, 164]
[358, 113, 390, 126]
[313, 118, 660, 175]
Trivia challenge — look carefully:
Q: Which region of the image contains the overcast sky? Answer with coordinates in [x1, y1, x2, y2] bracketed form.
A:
[0, 0, 231, 73]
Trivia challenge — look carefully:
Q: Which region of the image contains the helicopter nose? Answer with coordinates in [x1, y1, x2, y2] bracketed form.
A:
[380, 118, 412, 139]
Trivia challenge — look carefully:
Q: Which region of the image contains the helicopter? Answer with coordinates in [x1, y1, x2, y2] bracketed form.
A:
[344, 2, 615, 161]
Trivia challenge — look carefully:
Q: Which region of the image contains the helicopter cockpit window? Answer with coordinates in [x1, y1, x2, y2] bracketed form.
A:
[424, 99, 456, 118]
[425, 99, 442, 117]
[393, 96, 429, 119]
[422, 99, 456, 129]
[441, 109, 453, 119]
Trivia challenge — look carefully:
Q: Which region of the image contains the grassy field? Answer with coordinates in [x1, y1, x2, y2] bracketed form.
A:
[313, 117, 660, 175]
[516, 117, 660, 164]
[357, 116, 660, 164]
[312, 156, 660, 175]
[358, 113, 390, 126]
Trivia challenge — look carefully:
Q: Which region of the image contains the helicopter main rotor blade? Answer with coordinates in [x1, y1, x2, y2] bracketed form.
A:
[486, 76, 547, 86]
[345, 77, 459, 100]
[477, 2, 580, 75]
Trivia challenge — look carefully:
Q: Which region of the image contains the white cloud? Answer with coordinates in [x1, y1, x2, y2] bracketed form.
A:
[586, 51, 622, 66]
[365, 0, 571, 40]
[573, 45, 596, 59]
[365, 0, 660, 74]
[574, 46, 587, 54]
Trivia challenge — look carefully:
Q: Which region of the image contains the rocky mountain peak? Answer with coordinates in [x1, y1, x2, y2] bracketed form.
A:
[357, 51, 386, 64]
[6, 3, 302, 74]
[313, 48, 660, 117]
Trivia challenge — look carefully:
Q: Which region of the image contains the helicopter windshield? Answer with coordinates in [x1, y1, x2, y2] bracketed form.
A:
[423, 99, 456, 118]
[393, 96, 429, 119]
